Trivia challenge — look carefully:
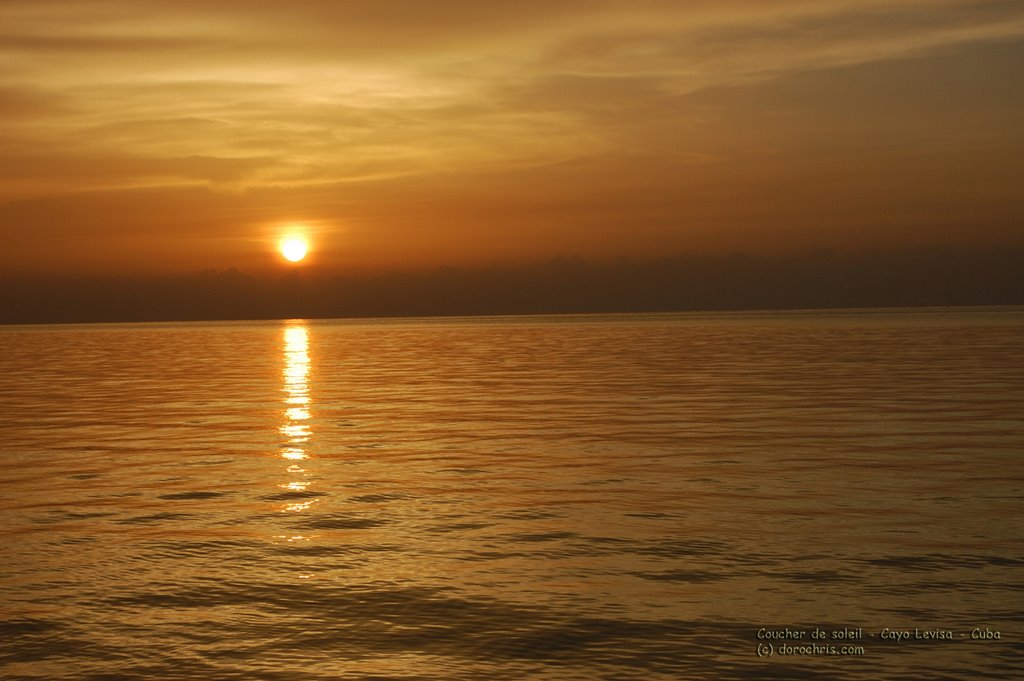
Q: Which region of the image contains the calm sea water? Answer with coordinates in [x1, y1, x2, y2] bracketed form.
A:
[1, 309, 1022, 680]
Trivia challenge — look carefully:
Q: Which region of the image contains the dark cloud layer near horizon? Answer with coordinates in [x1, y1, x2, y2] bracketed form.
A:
[1, 1, 1023, 306]
[2, 247, 1022, 325]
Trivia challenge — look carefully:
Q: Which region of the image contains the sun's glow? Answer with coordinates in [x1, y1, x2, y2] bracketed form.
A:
[280, 237, 309, 262]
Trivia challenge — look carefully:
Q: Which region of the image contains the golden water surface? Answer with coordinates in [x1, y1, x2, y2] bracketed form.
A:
[1, 309, 1022, 679]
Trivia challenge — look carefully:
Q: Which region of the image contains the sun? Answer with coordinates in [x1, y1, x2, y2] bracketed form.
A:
[280, 237, 309, 263]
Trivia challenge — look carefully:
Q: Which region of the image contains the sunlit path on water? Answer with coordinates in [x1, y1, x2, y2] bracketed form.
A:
[278, 322, 319, 525]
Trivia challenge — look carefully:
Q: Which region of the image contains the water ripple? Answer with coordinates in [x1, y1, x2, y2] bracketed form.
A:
[1, 310, 1022, 679]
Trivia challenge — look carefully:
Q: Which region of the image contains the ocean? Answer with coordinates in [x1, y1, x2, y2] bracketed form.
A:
[1, 308, 1022, 679]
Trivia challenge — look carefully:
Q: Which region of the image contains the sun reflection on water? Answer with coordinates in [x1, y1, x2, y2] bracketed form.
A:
[279, 322, 317, 517]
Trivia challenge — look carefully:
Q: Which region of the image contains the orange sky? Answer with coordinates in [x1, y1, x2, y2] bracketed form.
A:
[2, 0, 1023, 276]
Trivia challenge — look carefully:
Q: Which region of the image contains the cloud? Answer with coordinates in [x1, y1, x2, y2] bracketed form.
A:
[2, 1, 1022, 195]
[0, 1, 1022, 277]
[4, 247, 1023, 324]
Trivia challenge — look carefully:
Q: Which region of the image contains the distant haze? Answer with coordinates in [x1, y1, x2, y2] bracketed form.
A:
[1, 1, 1023, 319]
[2, 248, 1021, 324]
